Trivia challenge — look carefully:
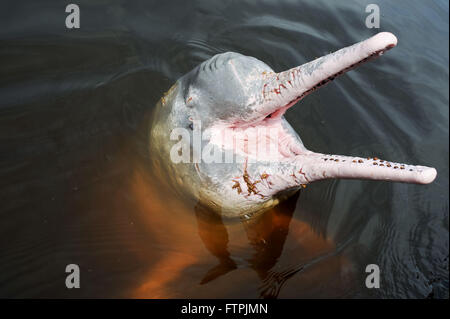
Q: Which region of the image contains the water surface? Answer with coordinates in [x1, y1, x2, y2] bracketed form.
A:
[0, 0, 448, 298]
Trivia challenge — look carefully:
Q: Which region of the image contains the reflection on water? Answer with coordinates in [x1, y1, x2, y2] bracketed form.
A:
[0, 0, 448, 298]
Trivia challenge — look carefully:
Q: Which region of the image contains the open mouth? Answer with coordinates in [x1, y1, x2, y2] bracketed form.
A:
[210, 119, 303, 161]
[210, 32, 436, 191]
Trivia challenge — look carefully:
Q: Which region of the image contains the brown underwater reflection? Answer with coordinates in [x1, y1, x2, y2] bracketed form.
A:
[0, 0, 447, 299]
[127, 153, 356, 298]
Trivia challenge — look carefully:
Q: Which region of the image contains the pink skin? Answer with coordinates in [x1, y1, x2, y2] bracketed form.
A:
[260, 32, 399, 120]
[210, 32, 436, 199]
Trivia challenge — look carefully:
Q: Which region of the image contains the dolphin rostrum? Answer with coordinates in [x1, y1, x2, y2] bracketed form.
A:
[149, 32, 437, 217]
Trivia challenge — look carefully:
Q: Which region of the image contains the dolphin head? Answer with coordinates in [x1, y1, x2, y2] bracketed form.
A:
[149, 32, 437, 217]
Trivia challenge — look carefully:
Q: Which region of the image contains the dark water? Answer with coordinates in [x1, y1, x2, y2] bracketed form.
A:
[0, 0, 448, 298]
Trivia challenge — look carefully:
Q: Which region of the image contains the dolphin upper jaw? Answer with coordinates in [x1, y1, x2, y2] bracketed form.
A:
[256, 32, 399, 121]
[216, 33, 400, 131]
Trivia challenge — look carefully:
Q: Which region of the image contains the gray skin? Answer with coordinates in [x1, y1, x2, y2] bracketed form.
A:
[149, 32, 437, 218]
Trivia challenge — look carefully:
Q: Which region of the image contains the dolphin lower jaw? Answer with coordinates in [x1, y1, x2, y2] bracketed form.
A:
[226, 152, 437, 205]
[288, 154, 437, 185]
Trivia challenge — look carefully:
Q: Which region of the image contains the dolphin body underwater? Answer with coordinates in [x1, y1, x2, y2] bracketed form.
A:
[149, 32, 437, 217]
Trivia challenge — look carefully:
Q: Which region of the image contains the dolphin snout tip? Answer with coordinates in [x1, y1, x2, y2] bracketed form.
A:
[418, 167, 437, 184]
[372, 32, 398, 49]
